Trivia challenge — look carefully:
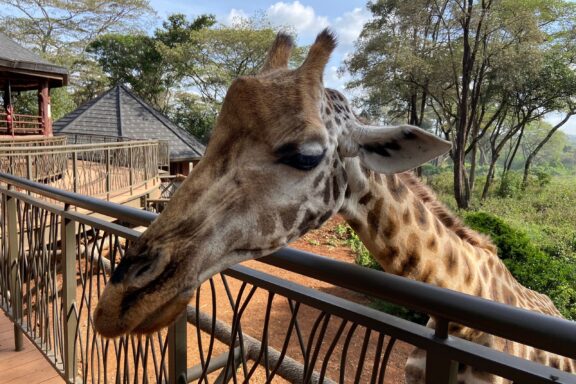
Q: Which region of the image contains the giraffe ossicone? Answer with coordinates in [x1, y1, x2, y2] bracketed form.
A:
[93, 29, 574, 383]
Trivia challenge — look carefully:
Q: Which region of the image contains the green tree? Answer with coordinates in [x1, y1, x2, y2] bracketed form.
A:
[163, 17, 306, 105]
[0, 0, 154, 108]
[0, 0, 153, 56]
[346, 0, 576, 207]
[87, 14, 216, 113]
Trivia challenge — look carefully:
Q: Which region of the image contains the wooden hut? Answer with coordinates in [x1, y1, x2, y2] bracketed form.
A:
[54, 85, 205, 175]
[0, 32, 68, 137]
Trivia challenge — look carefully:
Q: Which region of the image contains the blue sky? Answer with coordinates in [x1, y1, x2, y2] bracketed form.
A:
[148, 0, 576, 135]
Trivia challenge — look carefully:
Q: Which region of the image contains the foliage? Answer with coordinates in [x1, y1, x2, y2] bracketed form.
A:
[87, 14, 216, 113]
[464, 212, 576, 319]
[334, 224, 428, 324]
[170, 93, 217, 143]
[160, 16, 306, 105]
[496, 172, 523, 198]
[0, 0, 154, 106]
[334, 224, 381, 271]
[346, 0, 576, 208]
[87, 14, 306, 140]
[0, 0, 154, 56]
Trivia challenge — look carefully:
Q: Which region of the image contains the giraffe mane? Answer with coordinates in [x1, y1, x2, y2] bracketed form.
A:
[398, 172, 497, 253]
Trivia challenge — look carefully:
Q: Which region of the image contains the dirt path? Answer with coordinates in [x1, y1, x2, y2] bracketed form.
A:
[186, 215, 413, 383]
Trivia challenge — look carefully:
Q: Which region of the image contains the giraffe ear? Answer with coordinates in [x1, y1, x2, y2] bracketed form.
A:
[261, 32, 294, 73]
[349, 124, 452, 175]
[297, 28, 337, 82]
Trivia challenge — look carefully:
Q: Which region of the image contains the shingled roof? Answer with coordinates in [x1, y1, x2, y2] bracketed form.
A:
[54, 85, 205, 161]
[0, 32, 68, 89]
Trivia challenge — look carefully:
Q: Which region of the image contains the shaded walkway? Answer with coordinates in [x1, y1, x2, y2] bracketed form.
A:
[0, 312, 63, 384]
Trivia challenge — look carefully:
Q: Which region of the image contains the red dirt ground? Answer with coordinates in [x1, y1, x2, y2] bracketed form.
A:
[226, 215, 413, 383]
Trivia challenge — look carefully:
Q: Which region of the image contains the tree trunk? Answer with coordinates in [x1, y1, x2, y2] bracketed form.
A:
[481, 155, 498, 199]
[522, 112, 574, 187]
[504, 126, 524, 172]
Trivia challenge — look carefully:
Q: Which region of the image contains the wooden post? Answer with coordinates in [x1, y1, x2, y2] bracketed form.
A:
[4, 81, 13, 136]
[105, 149, 111, 200]
[39, 80, 52, 136]
[72, 152, 78, 193]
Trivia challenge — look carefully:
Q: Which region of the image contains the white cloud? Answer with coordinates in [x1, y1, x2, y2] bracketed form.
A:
[266, 1, 329, 36]
[224, 8, 249, 25]
[332, 8, 370, 48]
[325, 66, 346, 90]
[221, 2, 371, 91]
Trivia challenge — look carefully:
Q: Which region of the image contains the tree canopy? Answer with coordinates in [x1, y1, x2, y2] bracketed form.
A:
[346, 0, 576, 207]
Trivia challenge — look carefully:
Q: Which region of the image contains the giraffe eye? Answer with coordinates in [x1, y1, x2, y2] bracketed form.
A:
[279, 152, 326, 170]
[275, 142, 326, 171]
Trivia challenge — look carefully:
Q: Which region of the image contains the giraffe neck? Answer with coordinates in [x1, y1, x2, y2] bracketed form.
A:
[320, 87, 560, 316]
[339, 163, 512, 299]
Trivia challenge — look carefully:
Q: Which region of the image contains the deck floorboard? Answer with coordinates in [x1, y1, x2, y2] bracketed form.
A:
[0, 312, 64, 384]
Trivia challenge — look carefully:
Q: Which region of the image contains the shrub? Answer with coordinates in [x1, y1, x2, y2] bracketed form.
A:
[496, 172, 522, 198]
[464, 212, 576, 319]
[532, 168, 552, 187]
[335, 224, 428, 323]
[334, 224, 381, 270]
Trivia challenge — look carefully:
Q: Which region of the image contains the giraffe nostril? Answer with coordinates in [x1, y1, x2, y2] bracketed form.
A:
[135, 263, 152, 277]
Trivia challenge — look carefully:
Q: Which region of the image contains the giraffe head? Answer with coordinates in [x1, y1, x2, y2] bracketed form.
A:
[93, 29, 451, 337]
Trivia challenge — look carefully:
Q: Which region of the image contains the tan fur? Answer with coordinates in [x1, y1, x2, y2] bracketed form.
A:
[93, 30, 574, 384]
[398, 172, 496, 253]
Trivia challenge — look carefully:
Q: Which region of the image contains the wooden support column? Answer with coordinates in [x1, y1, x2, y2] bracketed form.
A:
[39, 79, 52, 136]
[4, 81, 13, 136]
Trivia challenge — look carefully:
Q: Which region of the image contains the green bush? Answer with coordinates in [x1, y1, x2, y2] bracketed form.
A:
[532, 168, 552, 187]
[334, 224, 430, 323]
[334, 224, 381, 270]
[464, 212, 576, 319]
[496, 172, 523, 198]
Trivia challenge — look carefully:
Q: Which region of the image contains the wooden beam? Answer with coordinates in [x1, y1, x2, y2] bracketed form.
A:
[39, 79, 51, 136]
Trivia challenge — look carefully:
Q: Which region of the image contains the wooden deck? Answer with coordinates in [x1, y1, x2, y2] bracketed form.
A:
[0, 312, 64, 384]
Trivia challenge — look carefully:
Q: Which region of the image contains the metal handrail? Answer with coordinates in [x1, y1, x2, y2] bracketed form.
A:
[59, 133, 171, 168]
[1, 170, 575, 358]
[0, 139, 160, 199]
[0, 136, 67, 147]
[0, 139, 159, 153]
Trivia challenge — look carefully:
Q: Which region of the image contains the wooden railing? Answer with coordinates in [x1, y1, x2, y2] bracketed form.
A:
[0, 135, 67, 147]
[60, 132, 171, 169]
[0, 140, 161, 200]
[0, 112, 44, 135]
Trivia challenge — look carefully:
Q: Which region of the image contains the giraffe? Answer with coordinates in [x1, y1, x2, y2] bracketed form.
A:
[93, 30, 575, 382]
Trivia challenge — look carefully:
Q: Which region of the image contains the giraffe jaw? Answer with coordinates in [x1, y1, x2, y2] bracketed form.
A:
[130, 286, 195, 335]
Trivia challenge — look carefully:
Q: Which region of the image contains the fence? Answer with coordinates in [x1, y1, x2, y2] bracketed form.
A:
[0, 172, 575, 384]
[0, 112, 44, 135]
[0, 136, 67, 147]
[0, 140, 161, 200]
[60, 133, 171, 170]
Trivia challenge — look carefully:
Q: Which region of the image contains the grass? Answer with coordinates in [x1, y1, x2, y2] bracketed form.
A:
[431, 173, 576, 261]
[340, 170, 576, 321]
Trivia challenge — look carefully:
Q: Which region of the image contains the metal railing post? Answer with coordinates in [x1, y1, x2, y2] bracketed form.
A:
[72, 152, 78, 193]
[5, 191, 23, 351]
[168, 312, 188, 384]
[426, 318, 458, 384]
[61, 205, 78, 383]
[143, 145, 149, 189]
[105, 148, 111, 200]
[128, 146, 133, 194]
[26, 154, 32, 181]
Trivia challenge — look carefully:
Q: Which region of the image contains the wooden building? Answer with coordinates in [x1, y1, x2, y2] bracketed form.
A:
[54, 85, 205, 175]
[0, 32, 68, 137]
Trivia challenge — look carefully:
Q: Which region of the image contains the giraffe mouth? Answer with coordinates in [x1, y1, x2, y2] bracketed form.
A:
[131, 286, 195, 335]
